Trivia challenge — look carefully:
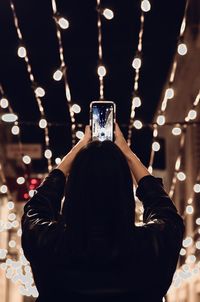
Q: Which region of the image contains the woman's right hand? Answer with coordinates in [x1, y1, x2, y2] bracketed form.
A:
[114, 123, 132, 158]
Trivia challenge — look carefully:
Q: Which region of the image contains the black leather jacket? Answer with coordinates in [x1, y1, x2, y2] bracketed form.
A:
[21, 169, 185, 302]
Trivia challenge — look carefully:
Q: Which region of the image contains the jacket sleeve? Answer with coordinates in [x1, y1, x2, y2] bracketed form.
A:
[134, 175, 185, 291]
[21, 169, 67, 261]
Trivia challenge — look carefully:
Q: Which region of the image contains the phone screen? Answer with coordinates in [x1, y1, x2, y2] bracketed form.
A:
[91, 103, 114, 141]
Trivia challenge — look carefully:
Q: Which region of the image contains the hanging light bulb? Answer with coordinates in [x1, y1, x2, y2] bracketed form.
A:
[152, 142, 160, 152]
[102, 8, 114, 20]
[17, 46, 27, 58]
[177, 172, 186, 181]
[141, 0, 151, 12]
[186, 205, 193, 214]
[182, 237, 193, 248]
[133, 120, 143, 129]
[16, 177, 25, 185]
[177, 43, 188, 56]
[180, 248, 186, 256]
[35, 87, 45, 97]
[0, 98, 9, 108]
[0, 185, 8, 194]
[39, 119, 47, 129]
[132, 57, 142, 69]
[156, 115, 165, 126]
[1, 113, 18, 123]
[44, 149, 52, 159]
[53, 70, 63, 81]
[193, 183, 200, 193]
[172, 127, 182, 136]
[188, 109, 197, 120]
[76, 131, 84, 139]
[55, 157, 61, 165]
[11, 125, 20, 135]
[58, 17, 69, 29]
[71, 104, 81, 113]
[97, 65, 107, 77]
[22, 155, 31, 164]
[132, 97, 141, 108]
[165, 88, 174, 99]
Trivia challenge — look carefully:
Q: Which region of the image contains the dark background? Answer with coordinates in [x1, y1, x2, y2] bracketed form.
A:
[0, 0, 186, 172]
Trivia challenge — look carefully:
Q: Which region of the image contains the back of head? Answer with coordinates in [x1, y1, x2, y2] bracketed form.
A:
[62, 141, 135, 263]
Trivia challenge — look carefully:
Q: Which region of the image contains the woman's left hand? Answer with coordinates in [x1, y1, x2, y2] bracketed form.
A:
[56, 125, 91, 176]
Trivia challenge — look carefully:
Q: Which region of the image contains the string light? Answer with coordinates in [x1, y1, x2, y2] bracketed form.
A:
[10, 1, 53, 171]
[97, 65, 107, 77]
[133, 120, 143, 129]
[193, 184, 200, 193]
[165, 88, 174, 99]
[53, 69, 63, 81]
[11, 125, 20, 135]
[16, 177, 25, 185]
[51, 0, 76, 145]
[17, 46, 27, 58]
[0, 97, 9, 108]
[22, 155, 31, 165]
[76, 131, 84, 139]
[44, 149, 52, 159]
[39, 118, 47, 129]
[1, 113, 18, 122]
[0, 185, 8, 194]
[71, 104, 81, 114]
[102, 8, 114, 20]
[177, 171, 186, 181]
[177, 43, 188, 56]
[185, 205, 194, 215]
[152, 141, 160, 152]
[156, 115, 165, 126]
[132, 96, 142, 108]
[141, 0, 151, 12]
[132, 57, 142, 69]
[57, 17, 69, 29]
[172, 126, 182, 136]
[55, 157, 61, 165]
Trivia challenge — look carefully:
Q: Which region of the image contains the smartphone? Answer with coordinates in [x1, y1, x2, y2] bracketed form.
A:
[90, 101, 116, 142]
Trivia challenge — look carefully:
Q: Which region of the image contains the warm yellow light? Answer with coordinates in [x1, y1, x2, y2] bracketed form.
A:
[165, 88, 174, 99]
[8, 240, 16, 248]
[186, 255, 196, 264]
[132, 58, 142, 69]
[71, 104, 81, 113]
[53, 69, 63, 81]
[35, 87, 45, 97]
[193, 183, 200, 193]
[0, 98, 9, 108]
[44, 149, 52, 159]
[188, 109, 197, 120]
[0, 185, 8, 194]
[152, 141, 160, 152]
[156, 115, 165, 126]
[133, 120, 143, 129]
[58, 17, 69, 29]
[177, 43, 188, 56]
[177, 172, 186, 181]
[132, 96, 141, 108]
[8, 213, 16, 221]
[11, 125, 20, 135]
[196, 241, 200, 250]
[39, 119, 47, 129]
[17, 46, 27, 58]
[172, 127, 181, 136]
[1, 113, 18, 123]
[55, 157, 61, 165]
[102, 8, 114, 20]
[16, 177, 25, 185]
[182, 237, 193, 248]
[180, 248, 186, 256]
[141, 0, 151, 12]
[186, 205, 193, 214]
[22, 155, 31, 164]
[175, 157, 181, 171]
[76, 131, 84, 139]
[97, 65, 106, 77]
[148, 166, 153, 174]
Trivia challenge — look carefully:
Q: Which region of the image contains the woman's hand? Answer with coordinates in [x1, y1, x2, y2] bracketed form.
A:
[56, 125, 91, 176]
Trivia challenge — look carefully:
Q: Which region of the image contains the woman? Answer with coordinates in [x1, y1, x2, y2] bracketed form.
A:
[21, 124, 185, 302]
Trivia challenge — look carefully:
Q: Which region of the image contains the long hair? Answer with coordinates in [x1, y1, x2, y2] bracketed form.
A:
[62, 141, 135, 267]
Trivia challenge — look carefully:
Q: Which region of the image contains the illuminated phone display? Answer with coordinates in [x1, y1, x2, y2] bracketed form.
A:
[90, 102, 115, 142]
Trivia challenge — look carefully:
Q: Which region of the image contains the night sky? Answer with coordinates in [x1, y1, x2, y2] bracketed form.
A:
[0, 0, 186, 172]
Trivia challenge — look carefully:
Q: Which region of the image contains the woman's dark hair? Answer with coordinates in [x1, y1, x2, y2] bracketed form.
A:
[62, 141, 135, 266]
